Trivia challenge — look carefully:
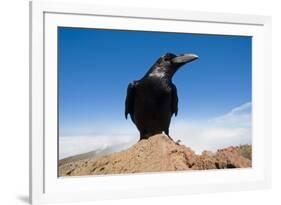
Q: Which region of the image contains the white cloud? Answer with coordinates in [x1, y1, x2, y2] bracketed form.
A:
[59, 134, 137, 159]
[170, 102, 252, 154]
[59, 102, 252, 159]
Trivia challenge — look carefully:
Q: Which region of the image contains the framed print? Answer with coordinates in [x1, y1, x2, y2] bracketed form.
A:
[30, 1, 272, 204]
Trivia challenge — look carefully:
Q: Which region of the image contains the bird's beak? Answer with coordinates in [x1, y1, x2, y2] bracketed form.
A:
[171, 53, 199, 64]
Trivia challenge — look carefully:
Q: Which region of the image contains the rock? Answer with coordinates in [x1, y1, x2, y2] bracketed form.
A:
[214, 147, 251, 168]
[59, 134, 252, 176]
[201, 150, 215, 157]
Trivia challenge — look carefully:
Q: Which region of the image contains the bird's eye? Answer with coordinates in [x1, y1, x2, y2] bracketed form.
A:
[164, 56, 170, 61]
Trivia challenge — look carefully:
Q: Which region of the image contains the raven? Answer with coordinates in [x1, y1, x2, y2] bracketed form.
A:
[125, 53, 198, 140]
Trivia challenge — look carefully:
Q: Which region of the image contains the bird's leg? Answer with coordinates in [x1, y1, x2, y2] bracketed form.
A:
[164, 129, 169, 136]
[164, 129, 174, 141]
[139, 132, 144, 141]
[165, 130, 181, 145]
[139, 131, 149, 141]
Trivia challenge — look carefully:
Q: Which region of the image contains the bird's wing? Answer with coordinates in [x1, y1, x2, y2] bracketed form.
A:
[171, 83, 178, 116]
[125, 82, 136, 121]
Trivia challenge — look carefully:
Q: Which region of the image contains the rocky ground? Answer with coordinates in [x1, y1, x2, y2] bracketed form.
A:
[59, 134, 251, 176]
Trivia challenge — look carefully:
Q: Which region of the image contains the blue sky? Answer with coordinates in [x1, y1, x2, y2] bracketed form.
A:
[58, 27, 252, 157]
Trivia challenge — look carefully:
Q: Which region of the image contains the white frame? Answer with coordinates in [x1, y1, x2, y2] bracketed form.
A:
[30, 1, 272, 204]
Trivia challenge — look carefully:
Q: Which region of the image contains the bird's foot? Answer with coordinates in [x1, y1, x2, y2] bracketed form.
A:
[175, 139, 181, 145]
[165, 134, 175, 142]
[164, 133, 181, 145]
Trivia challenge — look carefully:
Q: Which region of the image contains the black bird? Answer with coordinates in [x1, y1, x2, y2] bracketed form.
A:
[125, 53, 198, 140]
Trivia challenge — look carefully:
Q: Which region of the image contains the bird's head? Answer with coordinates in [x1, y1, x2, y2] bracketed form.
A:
[147, 53, 199, 79]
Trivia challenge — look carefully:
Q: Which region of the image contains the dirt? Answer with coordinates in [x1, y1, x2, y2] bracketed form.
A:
[59, 133, 251, 176]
